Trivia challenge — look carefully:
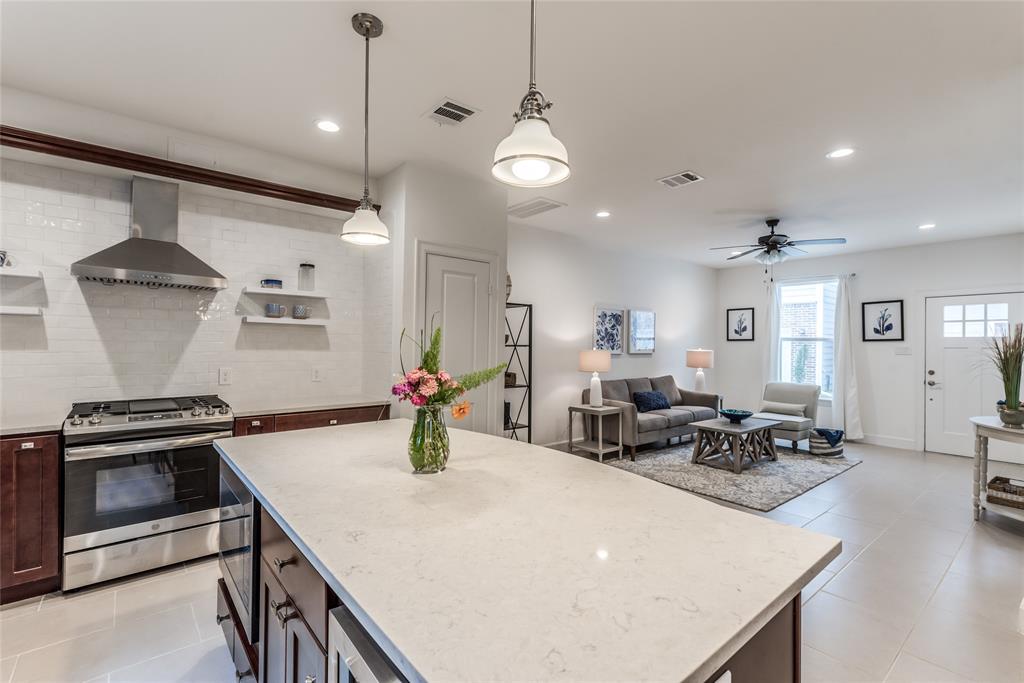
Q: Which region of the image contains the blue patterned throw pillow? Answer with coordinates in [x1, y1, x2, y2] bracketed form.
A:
[633, 391, 670, 413]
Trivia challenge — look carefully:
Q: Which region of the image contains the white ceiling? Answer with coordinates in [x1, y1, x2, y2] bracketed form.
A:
[2, 1, 1022, 267]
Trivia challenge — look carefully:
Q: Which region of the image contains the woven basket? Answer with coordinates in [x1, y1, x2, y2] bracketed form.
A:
[987, 476, 1024, 511]
[809, 433, 844, 457]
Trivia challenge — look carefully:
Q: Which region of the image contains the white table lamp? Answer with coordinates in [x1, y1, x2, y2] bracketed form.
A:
[686, 348, 714, 393]
[579, 349, 612, 407]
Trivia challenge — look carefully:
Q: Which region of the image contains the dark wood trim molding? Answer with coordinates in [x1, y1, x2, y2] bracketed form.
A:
[1, 125, 367, 213]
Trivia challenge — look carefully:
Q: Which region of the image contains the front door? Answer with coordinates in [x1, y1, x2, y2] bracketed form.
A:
[423, 253, 494, 433]
[925, 292, 1024, 463]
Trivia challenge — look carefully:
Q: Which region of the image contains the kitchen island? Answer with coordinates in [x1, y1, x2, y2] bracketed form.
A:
[215, 418, 840, 682]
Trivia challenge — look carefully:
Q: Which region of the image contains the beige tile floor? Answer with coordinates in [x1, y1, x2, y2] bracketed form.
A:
[1, 442, 1022, 682]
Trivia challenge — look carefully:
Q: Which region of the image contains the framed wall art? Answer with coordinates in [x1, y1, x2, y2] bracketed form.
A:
[727, 307, 755, 341]
[593, 307, 624, 354]
[628, 309, 656, 354]
[862, 299, 904, 341]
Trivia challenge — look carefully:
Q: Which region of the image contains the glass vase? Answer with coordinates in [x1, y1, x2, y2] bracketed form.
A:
[408, 405, 450, 473]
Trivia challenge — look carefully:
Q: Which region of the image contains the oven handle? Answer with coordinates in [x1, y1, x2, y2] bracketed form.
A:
[64, 431, 234, 461]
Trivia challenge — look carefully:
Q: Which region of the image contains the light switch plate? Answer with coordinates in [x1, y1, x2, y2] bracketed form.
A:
[312, 367, 324, 382]
[218, 367, 232, 385]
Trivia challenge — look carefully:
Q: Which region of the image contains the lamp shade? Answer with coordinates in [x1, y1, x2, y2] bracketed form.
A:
[686, 348, 714, 369]
[492, 118, 570, 188]
[579, 349, 611, 373]
[340, 208, 390, 245]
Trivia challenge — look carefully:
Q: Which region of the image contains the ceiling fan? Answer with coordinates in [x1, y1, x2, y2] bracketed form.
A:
[710, 218, 847, 265]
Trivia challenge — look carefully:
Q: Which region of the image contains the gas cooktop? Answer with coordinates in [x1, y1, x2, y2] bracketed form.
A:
[63, 395, 233, 436]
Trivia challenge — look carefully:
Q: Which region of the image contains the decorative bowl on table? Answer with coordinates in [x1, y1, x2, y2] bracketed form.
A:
[720, 409, 753, 424]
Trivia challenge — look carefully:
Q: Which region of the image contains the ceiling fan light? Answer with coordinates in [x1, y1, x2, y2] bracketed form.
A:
[340, 207, 389, 245]
[492, 118, 570, 187]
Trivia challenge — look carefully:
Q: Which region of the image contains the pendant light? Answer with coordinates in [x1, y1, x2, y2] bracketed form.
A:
[491, 0, 570, 187]
[341, 13, 389, 246]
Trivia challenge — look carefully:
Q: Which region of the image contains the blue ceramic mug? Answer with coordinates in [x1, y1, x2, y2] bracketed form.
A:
[265, 303, 287, 318]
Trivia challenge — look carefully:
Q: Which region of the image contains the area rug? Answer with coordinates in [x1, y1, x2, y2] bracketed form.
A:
[606, 441, 860, 511]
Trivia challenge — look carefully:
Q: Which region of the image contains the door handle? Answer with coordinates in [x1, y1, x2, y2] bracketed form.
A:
[927, 380, 939, 386]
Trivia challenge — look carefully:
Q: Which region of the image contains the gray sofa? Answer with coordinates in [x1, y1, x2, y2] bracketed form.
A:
[582, 375, 720, 460]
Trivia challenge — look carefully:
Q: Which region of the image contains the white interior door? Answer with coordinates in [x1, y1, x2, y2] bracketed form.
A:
[925, 292, 1024, 463]
[424, 253, 493, 433]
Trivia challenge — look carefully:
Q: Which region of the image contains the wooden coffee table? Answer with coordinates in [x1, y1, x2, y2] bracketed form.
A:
[691, 417, 781, 474]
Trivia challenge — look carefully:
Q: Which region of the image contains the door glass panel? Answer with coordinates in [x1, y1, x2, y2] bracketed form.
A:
[989, 321, 1010, 337]
[964, 321, 985, 337]
[943, 322, 963, 337]
[987, 303, 1009, 319]
[943, 305, 963, 321]
[964, 304, 985, 320]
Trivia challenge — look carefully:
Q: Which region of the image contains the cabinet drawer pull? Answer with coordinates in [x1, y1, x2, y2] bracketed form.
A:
[216, 613, 231, 624]
[329, 419, 338, 425]
[273, 556, 297, 573]
[251, 420, 261, 426]
[304, 676, 317, 683]
[20, 441, 35, 449]
[236, 668, 253, 681]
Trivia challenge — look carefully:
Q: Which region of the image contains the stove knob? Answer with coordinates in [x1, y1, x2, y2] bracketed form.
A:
[70, 416, 83, 426]
[218, 406, 230, 415]
[205, 407, 216, 416]
[192, 407, 203, 417]
[88, 415, 102, 425]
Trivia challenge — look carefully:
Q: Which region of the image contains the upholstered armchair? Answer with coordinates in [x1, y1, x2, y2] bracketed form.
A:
[751, 382, 821, 452]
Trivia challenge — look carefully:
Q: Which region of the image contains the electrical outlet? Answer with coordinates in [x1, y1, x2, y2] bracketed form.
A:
[312, 367, 324, 383]
[219, 367, 232, 385]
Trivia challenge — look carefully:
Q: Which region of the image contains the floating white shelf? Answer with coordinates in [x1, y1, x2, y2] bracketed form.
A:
[0, 305, 43, 316]
[0, 266, 43, 279]
[242, 286, 329, 299]
[241, 315, 326, 326]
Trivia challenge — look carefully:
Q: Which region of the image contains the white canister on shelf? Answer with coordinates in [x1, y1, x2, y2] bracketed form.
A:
[298, 263, 316, 291]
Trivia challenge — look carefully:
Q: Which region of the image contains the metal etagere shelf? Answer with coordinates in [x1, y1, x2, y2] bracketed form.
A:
[504, 302, 532, 442]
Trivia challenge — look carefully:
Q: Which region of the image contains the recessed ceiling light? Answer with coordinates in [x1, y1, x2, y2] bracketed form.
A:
[918, 223, 936, 230]
[826, 147, 855, 159]
[315, 119, 340, 133]
[595, 210, 611, 218]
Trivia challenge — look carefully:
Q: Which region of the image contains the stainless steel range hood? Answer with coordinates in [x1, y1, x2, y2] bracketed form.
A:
[71, 177, 227, 290]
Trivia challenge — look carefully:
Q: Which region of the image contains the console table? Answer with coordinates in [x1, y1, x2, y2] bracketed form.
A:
[971, 416, 1024, 524]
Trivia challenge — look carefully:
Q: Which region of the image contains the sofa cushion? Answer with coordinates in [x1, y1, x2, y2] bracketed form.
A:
[633, 391, 670, 413]
[679, 405, 716, 422]
[625, 377, 653, 397]
[602, 379, 630, 403]
[753, 411, 813, 432]
[636, 412, 670, 432]
[761, 400, 806, 416]
[650, 375, 681, 405]
[649, 408, 694, 427]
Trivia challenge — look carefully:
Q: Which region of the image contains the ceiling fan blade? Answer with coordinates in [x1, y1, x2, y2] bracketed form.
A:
[781, 243, 808, 254]
[787, 238, 847, 246]
[727, 247, 762, 260]
[710, 244, 760, 251]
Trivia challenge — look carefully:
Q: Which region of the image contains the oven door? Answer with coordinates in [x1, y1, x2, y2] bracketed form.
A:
[64, 431, 232, 552]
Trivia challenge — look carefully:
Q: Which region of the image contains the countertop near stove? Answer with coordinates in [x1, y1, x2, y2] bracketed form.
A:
[0, 421, 63, 438]
[229, 394, 390, 418]
[215, 418, 840, 683]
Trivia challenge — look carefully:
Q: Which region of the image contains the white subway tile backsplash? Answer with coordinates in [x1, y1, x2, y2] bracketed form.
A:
[0, 158, 393, 427]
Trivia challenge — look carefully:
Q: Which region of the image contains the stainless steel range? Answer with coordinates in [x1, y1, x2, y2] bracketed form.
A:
[62, 395, 237, 590]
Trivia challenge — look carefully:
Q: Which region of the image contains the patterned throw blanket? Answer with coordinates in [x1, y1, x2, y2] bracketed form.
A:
[814, 428, 845, 448]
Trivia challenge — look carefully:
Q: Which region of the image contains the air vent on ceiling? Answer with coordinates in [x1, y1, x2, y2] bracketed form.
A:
[657, 170, 704, 188]
[425, 98, 479, 126]
[507, 197, 567, 218]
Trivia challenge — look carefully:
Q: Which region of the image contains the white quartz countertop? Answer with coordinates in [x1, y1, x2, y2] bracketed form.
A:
[215, 419, 840, 683]
[229, 394, 390, 418]
[0, 421, 62, 437]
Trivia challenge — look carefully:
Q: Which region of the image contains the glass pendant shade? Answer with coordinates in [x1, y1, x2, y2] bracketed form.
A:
[340, 207, 389, 245]
[755, 250, 789, 266]
[492, 118, 570, 187]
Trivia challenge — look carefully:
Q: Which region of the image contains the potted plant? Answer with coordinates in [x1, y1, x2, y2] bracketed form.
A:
[989, 322, 1023, 429]
[392, 326, 506, 473]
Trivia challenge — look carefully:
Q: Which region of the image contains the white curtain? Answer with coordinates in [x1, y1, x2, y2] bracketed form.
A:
[763, 282, 781, 390]
[826, 276, 864, 439]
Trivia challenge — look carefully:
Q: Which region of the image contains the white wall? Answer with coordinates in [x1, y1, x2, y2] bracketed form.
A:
[507, 224, 718, 446]
[0, 158, 392, 428]
[379, 162, 509, 431]
[715, 233, 1024, 450]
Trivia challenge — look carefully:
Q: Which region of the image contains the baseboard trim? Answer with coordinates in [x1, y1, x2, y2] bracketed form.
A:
[858, 434, 917, 451]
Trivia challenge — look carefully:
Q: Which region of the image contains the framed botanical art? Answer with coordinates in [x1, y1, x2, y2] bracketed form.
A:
[593, 307, 624, 354]
[727, 307, 755, 341]
[628, 309, 656, 354]
[862, 299, 904, 341]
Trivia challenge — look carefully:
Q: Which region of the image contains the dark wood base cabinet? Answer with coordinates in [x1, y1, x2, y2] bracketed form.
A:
[234, 404, 390, 437]
[218, 578, 259, 681]
[1, 434, 60, 604]
[704, 596, 801, 683]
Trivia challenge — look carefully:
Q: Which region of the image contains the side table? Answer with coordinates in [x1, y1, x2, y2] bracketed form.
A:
[568, 404, 623, 462]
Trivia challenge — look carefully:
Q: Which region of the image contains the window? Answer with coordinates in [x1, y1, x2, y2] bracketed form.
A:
[778, 280, 838, 398]
[943, 303, 1008, 338]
